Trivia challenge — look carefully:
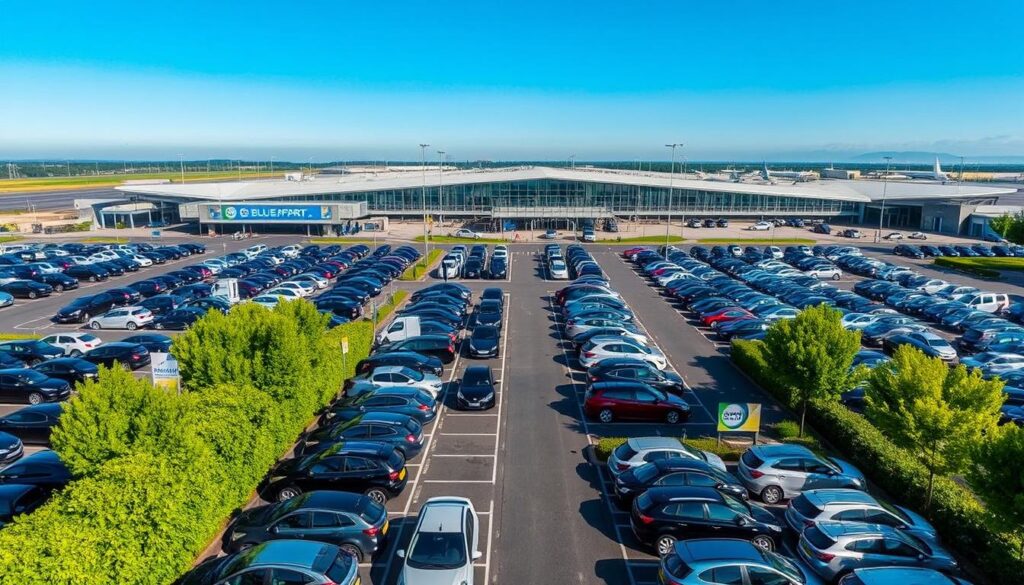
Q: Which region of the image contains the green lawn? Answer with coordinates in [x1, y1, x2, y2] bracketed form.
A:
[306, 237, 380, 245]
[933, 256, 1023, 278]
[596, 235, 686, 244]
[0, 235, 24, 244]
[0, 170, 281, 193]
[367, 290, 409, 325]
[696, 237, 816, 245]
[414, 235, 511, 244]
[399, 249, 444, 281]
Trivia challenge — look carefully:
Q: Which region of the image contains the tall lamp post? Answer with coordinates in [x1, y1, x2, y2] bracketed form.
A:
[664, 143, 682, 259]
[420, 143, 430, 256]
[875, 156, 892, 242]
[437, 151, 446, 225]
[178, 154, 185, 184]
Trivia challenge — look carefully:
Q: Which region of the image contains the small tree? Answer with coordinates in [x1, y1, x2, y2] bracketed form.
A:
[762, 304, 863, 436]
[866, 345, 1005, 510]
[969, 424, 1024, 558]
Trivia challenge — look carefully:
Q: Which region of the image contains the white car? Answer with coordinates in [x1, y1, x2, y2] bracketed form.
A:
[656, 271, 693, 287]
[748, 221, 773, 231]
[364, 365, 444, 398]
[841, 313, 885, 330]
[398, 497, 481, 585]
[883, 232, 903, 241]
[31, 263, 63, 275]
[39, 332, 102, 356]
[243, 244, 268, 258]
[292, 273, 329, 289]
[805, 266, 842, 280]
[606, 437, 727, 480]
[265, 287, 303, 300]
[918, 279, 949, 295]
[908, 232, 928, 240]
[766, 246, 783, 259]
[549, 259, 569, 279]
[452, 228, 482, 239]
[88, 306, 154, 330]
[579, 337, 667, 370]
[251, 295, 283, 308]
[127, 254, 153, 267]
[279, 244, 301, 258]
[68, 255, 93, 265]
[275, 281, 315, 297]
[961, 352, 1024, 377]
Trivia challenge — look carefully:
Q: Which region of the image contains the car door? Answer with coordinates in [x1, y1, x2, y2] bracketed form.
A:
[799, 458, 836, 490]
[631, 386, 661, 421]
[878, 537, 923, 568]
[705, 502, 745, 538]
[269, 511, 312, 540]
[745, 565, 796, 585]
[770, 458, 807, 496]
[0, 374, 19, 401]
[219, 568, 269, 585]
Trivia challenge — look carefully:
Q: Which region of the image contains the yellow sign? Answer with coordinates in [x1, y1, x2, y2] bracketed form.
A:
[717, 402, 762, 433]
[341, 336, 349, 354]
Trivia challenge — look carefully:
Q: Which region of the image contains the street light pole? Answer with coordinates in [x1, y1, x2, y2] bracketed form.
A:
[569, 154, 576, 170]
[437, 151, 446, 225]
[875, 156, 892, 242]
[420, 143, 430, 257]
[178, 154, 185, 184]
[664, 143, 682, 259]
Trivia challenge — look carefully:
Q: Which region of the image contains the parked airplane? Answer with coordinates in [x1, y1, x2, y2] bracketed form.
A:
[880, 158, 949, 182]
[760, 162, 817, 182]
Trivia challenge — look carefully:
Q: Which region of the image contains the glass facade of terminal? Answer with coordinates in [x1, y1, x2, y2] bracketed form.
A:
[277, 179, 861, 217]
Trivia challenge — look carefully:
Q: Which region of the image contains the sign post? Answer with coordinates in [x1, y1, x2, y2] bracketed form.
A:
[716, 402, 762, 444]
[150, 352, 181, 394]
[340, 336, 349, 392]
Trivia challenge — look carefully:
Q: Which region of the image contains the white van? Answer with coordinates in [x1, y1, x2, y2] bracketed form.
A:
[962, 292, 1011, 314]
[377, 315, 423, 345]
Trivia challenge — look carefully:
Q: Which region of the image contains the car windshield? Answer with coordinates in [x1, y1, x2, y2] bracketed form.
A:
[474, 328, 498, 340]
[400, 367, 424, 382]
[407, 531, 467, 570]
[926, 337, 948, 347]
[19, 371, 50, 384]
[463, 368, 491, 386]
[764, 549, 805, 582]
[720, 492, 749, 515]
[878, 500, 913, 524]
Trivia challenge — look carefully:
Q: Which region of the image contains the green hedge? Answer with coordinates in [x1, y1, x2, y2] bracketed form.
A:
[594, 436, 743, 463]
[934, 257, 1002, 278]
[0, 300, 374, 584]
[399, 249, 444, 281]
[732, 339, 1024, 585]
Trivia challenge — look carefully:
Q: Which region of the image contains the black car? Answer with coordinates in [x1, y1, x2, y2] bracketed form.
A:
[106, 286, 143, 305]
[324, 388, 438, 426]
[0, 280, 52, 299]
[0, 352, 24, 369]
[316, 297, 363, 321]
[139, 294, 184, 316]
[630, 487, 783, 555]
[355, 352, 443, 376]
[152, 307, 207, 330]
[221, 491, 390, 560]
[456, 365, 497, 410]
[0, 483, 48, 528]
[375, 335, 457, 364]
[83, 342, 151, 370]
[613, 458, 748, 506]
[462, 259, 483, 279]
[298, 413, 424, 459]
[0, 369, 72, 405]
[0, 450, 71, 491]
[472, 305, 503, 329]
[0, 403, 63, 444]
[262, 441, 409, 504]
[179, 243, 206, 254]
[587, 358, 685, 394]
[128, 279, 167, 298]
[53, 292, 119, 323]
[488, 258, 507, 279]
[467, 325, 500, 358]
[121, 333, 173, 353]
[32, 272, 78, 293]
[0, 340, 63, 366]
[412, 282, 472, 302]
[0, 431, 22, 466]
[185, 296, 231, 313]
[32, 357, 99, 385]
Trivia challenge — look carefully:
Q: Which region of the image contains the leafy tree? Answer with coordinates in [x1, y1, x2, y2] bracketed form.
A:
[970, 424, 1024, 557]
[990, 212, 1024, 244]
[867, 345, 1005, 510]
[763, 304, 864, 436]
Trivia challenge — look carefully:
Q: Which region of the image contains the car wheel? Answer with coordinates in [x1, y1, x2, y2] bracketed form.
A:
[80, 312, 90, 323]
[89, 321, 101, 330]
[126, 322, 137, 330]
[28, 392, 44, 405]
[760, 485, 784, 505]
[655, 534, 677, 556]
[665, 410, 682, 424]
[597, 408, 615, 423]
[832, 273, 841, 281]
[751, 535, 774, 552]
[340, 543, 363, 562]
[28, 291, 37, 299]
[70, 349, 82, 357]
[277, 485, 302, 501]
[89, 275, 97, 282]
[364, 488, 388, 504]
[55, 284, 64, 292]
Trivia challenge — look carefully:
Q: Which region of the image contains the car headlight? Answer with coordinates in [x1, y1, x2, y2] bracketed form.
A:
[457, 391, 465, 400]
[0, 448, 9, 455]
[483, 393, 494, 401]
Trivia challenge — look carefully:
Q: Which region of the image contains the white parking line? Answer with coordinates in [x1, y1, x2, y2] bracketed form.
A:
[438, 432, 498, 436]
[430, 453, 495, 457]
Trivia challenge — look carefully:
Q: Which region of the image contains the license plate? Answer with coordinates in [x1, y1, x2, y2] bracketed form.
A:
[353, 578, 361, 585]
[382, 520, 389, 535]
[399, 468, 406, 480]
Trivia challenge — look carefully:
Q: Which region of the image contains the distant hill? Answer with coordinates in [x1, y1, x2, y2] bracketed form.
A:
[852, 151, 1024, 164]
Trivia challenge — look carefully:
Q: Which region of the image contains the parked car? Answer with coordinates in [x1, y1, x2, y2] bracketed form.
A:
[579, 338, 667, 370]
[53, 292, 120, 323]
[737, 444, 865, 504]
[32, 357, 99, 385]
[467, 325, 500, 358]
[222, 491, 390, 560]
[630, 487, 784, 554]
[178, 540, 360, 585]
[839, 567, 971, 585]
[882, 330, 958, 363]
[397, 497, 481, 585]
[0, 403, 62, 444]
[88, 305, 154, 330]
[612, 458, 748, 506]
[607, 436, 727, 480]
[0, 450, 71, 491]
[587, 358, 685, 394]
[82, 342, 151, 370]
[324, 388, 438, 426]
[375, 335, 457, 364]
[797, 522, 958, 582]
[0, 280, 53, 299]
[37, 332, 101, 357]
[0, 340, 63, 366]
[262, 441, 408, 504]
[456, 365, 497, 410]
[298, 413, 423, 459]
[0, 431, 23, 466]
[355, 352, 443, 377]
[121, 333, 173, 353]
[785, 488, 938, 545]
[0, 483, 49, 529]
[658, 538, 823, 585]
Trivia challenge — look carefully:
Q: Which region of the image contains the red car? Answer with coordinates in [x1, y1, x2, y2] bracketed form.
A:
[700, 307, 756, 328]
[622, 247, 649, 259]
[583, 381, 692, 424]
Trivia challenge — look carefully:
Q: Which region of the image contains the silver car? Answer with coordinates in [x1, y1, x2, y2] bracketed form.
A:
[785, 489, 938, 545]
[607, 436, 727, 479]
[88, 306, 154, 330]
[578, 337, 667, 370]
[398, 496, 480, 585]
[798, 522, 958, 581]
[737, 444, 865, 504]
[839, 566, 973, 585]
[660, 538, 824, 585]
[364, 365, 443, 399]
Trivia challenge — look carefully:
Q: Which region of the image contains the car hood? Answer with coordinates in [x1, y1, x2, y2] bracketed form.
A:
[469, 336, 498, 349]
[401, 565, 471, 585]
[460, 383, 495, 399]
[830, 458, 866, 484]
[232, 503, 278, 529]
[897, 505, 938, 538]
[703, 451, 727, 472]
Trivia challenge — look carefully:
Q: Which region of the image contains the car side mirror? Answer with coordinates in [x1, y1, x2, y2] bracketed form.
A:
[736, 516, 748, 526]
[472, 551, 483, 560]
[396, 549, 406, 558]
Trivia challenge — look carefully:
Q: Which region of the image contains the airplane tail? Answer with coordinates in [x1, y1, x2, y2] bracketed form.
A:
[933, 157, 943, 176]
[761, 161, 770, 180]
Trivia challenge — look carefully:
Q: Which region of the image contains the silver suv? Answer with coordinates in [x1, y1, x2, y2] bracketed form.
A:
[785, 489, 937, 545]
[797, 522, 958, 582]
[606, 437, 726, 479]
[737, 444, 865, 504]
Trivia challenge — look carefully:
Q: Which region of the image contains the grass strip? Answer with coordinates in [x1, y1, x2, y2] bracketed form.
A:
[596, 235, 686, 244]
[399, 249, 444, 281]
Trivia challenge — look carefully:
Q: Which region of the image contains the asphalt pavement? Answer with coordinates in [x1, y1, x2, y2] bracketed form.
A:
[0, 188, 122, 212]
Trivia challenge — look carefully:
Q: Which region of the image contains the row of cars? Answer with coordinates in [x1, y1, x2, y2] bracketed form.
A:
[179, 282, 494, 584]
[611, 249, 971, 583]
[893, 242, 1024, 259]
[440, 244, 508, 280]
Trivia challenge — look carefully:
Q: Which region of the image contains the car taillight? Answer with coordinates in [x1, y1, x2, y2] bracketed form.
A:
[638, 513, 655, 525]
[583, 351, 596, 358]
[616, 463, 630, 471]
[448, 344, 455, 353]
[590, 376, 598, 382]
[131, 354, 141, 361]
[388, 470, 400, 481]
[418, 404, 430, 411]
[406, 433, 417, 443]
[363, 525, 380, 537]
[747, 469, 764, 479]
[813, 550, 835, 562]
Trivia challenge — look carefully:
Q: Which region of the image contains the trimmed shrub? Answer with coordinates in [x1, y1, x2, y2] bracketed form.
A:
[593, 437, 742, 463]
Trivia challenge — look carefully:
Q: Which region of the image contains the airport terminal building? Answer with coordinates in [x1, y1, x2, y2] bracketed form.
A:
[109, 166, 1018, 236]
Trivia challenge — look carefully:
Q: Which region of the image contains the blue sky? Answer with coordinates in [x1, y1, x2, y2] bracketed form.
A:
[1, 0, 1022, 161]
